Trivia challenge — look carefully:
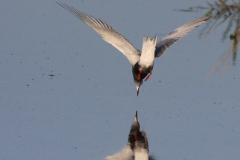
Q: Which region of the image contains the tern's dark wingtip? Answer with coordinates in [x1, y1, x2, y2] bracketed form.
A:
[135, 111, 137, 118]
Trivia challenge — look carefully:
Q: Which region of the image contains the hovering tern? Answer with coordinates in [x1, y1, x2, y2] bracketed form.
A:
[106, 111, 155, 160]
[57, 2, 212, 96]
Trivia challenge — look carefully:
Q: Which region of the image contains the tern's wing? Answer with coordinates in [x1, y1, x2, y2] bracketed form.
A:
[155, 15, 212, 58]
[57, 2, 141, 66]
[106, 143, 134, 160]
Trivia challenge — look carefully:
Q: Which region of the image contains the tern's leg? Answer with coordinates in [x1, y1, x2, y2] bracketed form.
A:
[138, 70, 142, 80]
[144, 72, 152, 81]
[142, 131, 148, 142]
[135, 131, 138, 142]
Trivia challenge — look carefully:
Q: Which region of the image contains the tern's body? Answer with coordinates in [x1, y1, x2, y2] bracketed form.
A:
[57, 2, 212, 96]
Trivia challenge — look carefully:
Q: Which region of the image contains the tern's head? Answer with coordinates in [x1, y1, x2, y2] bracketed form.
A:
[134, 79, 143, 96]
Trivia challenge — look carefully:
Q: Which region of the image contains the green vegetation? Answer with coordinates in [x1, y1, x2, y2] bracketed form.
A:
[180, 0, 240, 79]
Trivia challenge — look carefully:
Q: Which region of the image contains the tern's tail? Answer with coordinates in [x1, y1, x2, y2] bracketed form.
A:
[139, 36, 157, 67]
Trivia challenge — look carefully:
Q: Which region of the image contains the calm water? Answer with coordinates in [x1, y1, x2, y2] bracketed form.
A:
[1, 0, 239, 160]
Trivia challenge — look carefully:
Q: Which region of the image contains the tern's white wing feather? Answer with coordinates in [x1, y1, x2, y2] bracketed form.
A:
[57, 3, 141, 66]
[106, 143, 134, 160]
[155, 15, 213, 57]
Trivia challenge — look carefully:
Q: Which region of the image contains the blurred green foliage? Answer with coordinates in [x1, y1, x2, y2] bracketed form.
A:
[179, 0, 240, 79]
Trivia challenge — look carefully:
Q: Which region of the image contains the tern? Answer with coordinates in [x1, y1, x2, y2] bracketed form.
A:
[106, 111, 155, 160]
[57, 2, 212, 96]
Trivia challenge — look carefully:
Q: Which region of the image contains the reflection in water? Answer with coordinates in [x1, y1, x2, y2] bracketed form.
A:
[106, 111, 156, 160]
[179, 0, 240, 79]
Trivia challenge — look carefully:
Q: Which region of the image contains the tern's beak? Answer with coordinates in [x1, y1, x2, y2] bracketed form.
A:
[134, 79, 141, 96]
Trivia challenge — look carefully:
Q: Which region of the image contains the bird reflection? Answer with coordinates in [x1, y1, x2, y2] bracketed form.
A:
[106, 111, 156, 160]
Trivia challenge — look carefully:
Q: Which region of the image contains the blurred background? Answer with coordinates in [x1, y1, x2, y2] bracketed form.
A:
[0, 0, 240, 160]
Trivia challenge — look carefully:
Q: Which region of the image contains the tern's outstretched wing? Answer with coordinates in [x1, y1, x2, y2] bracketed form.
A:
[155, 15, 213, 58]
[57, 2, 141, 66]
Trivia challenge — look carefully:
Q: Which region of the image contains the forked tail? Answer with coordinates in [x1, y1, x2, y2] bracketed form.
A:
[139, 36, 157, 67]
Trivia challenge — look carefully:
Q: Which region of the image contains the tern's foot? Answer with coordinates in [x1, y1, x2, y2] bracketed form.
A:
[135, 131, 138, 142]
[138, 70, 142, 80]
[144, 72, 152, 81]
[142, 131, 148, 142]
